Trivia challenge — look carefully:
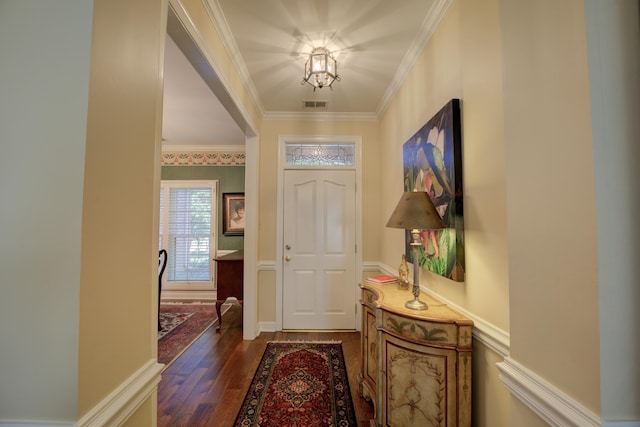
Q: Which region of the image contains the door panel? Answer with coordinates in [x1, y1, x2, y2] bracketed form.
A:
[283, 170, 356, 330]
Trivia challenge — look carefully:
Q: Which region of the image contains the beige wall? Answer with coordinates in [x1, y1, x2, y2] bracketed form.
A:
[122, 399, 156, 427]
[379, 1, 511, 425]
[473, 342, 510, 426]
[78, 0, 168, 422]
[378, 0, 640, 423]
[500, 0, 601, 417]
[258, 270, 277, 323]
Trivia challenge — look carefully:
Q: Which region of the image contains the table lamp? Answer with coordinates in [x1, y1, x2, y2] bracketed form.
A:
[386, 191, 445, 310]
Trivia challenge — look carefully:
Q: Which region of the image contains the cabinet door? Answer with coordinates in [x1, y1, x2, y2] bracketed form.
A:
[361, 305, 378, 397]
[381, 333, 457, 427]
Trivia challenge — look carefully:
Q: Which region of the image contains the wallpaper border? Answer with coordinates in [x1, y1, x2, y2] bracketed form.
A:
[161, 151, 246, 166]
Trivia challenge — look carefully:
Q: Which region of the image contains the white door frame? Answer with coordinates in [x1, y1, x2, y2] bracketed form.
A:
[275, 135, 363, 331]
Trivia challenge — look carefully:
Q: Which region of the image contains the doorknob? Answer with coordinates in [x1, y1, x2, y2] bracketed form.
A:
[285, 256, 291, 261]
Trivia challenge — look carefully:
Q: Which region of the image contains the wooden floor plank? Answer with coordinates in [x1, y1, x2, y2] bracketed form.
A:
[157, 304, 375, 426]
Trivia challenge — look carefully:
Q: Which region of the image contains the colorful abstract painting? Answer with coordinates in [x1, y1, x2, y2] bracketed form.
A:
[402, 99, 465, 281]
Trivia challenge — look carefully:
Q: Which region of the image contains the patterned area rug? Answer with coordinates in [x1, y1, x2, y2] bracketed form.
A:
[158, 303, 216, 366]
[234, 341, 357, 427]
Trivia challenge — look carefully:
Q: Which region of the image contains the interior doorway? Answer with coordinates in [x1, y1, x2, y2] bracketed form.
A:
[162, 2, 259, 339]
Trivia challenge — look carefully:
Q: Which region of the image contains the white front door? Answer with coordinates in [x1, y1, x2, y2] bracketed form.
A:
[282, 169, 356, 330]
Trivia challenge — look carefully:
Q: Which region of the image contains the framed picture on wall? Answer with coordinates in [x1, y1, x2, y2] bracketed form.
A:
[402, 98, 465, 281]
[223, 193, 245, 236]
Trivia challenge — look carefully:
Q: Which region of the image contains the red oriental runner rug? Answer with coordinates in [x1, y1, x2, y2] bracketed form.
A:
[234, 341, 357, 427]
[157, 303, 216, 366]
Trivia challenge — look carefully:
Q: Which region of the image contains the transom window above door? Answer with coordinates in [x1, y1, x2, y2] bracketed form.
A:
[285, 143, 355, 166]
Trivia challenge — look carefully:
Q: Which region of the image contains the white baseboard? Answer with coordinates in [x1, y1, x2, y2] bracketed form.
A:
[160, 290, 215, 302]
[258, 321, 276, 333]
[497, 357, 601, 427]
[77, 359, 164, 427]
[602, 423, 640, 427]
[0, 421, 75, 426]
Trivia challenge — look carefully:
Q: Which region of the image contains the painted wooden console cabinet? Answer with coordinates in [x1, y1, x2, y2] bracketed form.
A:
[359, 279, 473, 426]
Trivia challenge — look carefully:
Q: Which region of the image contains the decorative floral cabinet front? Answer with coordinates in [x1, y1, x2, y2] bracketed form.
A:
[359, 297, 379, 405]
[359, 280, 473, 427]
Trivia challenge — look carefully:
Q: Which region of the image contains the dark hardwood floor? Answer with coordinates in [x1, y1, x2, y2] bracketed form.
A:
[157, 303, 375, 426]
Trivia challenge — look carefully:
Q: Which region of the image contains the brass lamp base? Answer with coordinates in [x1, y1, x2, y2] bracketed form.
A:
[405, 233, 429, 311]
[405, 298, 428, 310]
[386, 192, 446, 312]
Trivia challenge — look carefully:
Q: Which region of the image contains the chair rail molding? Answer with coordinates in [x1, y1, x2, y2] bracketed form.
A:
[497, 357, 601, 427]
[77, 359, 163, 427]
[0, 360, 163, 427]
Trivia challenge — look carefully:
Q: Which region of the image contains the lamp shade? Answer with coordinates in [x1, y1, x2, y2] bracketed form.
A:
[386, 191, 445, 230]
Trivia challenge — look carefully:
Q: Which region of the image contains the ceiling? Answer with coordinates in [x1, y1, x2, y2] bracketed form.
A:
[162, 0, 445, 147]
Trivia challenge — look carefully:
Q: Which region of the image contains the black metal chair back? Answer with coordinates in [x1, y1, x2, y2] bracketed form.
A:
[158, 249, 168, 330]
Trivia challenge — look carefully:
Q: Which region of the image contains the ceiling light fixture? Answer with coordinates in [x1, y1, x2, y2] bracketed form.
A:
[301, 47, 340, 91]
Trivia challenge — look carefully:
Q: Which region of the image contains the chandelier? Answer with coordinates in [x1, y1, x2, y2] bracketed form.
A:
[301, 47, 340, 91]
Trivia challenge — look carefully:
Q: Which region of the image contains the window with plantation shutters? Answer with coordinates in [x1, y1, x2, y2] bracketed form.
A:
[159, 181, 217, 284]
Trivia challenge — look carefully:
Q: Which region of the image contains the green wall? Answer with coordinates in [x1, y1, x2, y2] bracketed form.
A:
[161, 165, 245, 250]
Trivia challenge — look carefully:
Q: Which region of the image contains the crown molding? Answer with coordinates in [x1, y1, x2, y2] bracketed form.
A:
[262, 111, 378, 122]
[376, 0, 453, 118]
[162, 144, 244, 152]
[202, 0, 264, 116]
